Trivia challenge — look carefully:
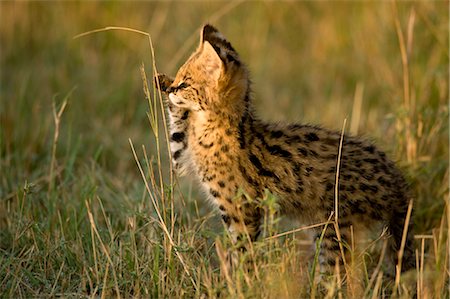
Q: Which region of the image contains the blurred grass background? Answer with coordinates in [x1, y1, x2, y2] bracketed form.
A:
[0, 1, 448, 298]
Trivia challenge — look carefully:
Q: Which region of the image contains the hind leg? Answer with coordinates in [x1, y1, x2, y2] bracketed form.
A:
[319, 220, 369, 297]
[318, 222, 351, 274]
[388, 205, 415, 276]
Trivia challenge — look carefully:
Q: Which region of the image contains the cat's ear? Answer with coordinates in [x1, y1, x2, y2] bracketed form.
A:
[199, 24, 240, 80]
[200, 24, 224, 45]
[198, 41, 223, 81]
[200, 24, 239, 60]
[154, 73, 174, 93]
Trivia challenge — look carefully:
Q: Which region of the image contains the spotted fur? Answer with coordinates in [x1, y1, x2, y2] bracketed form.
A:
[155, 24, 414, 273]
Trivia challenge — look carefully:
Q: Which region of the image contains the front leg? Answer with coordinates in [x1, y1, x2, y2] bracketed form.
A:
[217, 199, 261, 270]
[218, 197, 261, 247]
[155, 73, 190, 175]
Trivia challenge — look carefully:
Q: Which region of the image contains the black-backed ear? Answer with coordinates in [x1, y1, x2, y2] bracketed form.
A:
[199, 24, 240, 68]
[154, 73, 174, 93]
[200, 24, 221, 44]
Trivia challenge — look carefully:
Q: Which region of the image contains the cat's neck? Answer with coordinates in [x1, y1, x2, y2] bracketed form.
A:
[187, 100, 257, 161]
[191, 98, 255, 132]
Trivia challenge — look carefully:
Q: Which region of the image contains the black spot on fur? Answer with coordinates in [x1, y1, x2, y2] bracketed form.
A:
[281, 186, 292, 193]
[270, 130, 284, 138]
[244, 217, 254, 225]
[377, 176, 391, 188]
[359, 183, 379, 193]
[239, 164, 256, 186]
[255, 131, 269, 148]
[362, 173, 375, 180]
[364, 145, 376, 154]
[171, 132, 185, 143]
[210, 189, 220, 198]
[173, 150, 182, 160]
[341, 185, 356, 193]
[379, 164, 391, 175]
[326, 182, 334, 192]
[292, 201, 302, 209]
[199, 141, 214, 148]
[218, 181, 226, 188]
[238, 115, 247, 149]
[267, 145, 292, 158]
[369, 185, 379, 193]
[305, 132, 319, 142]
[363, 158, 379, 164]
[371, 204, 384, 220]
[181, 110, 189, 120]
[249, 154, 277, 178]
[220, 144, 229, 153]
[343, 174, 353, 181]
[351, 204, 366, 215]
[225, 128, 233, 136]
[222, 214, 231, 225]
[306, 166, 314, 176]
[293, 162, 302, 173]
[309, 150, 319, 158]
[298, 147, 308, 157]
[203, 174, 216, 182]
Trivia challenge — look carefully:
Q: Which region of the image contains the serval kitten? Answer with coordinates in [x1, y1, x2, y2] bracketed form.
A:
[155, 24, 414, 273]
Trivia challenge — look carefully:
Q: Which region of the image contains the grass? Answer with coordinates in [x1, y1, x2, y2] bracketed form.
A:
[1, 1, 448, 298]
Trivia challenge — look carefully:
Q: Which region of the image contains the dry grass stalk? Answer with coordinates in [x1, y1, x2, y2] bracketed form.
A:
[48, 92, 70, 193]
[85, 201, 121, 298]
[393, 199, 414, 295]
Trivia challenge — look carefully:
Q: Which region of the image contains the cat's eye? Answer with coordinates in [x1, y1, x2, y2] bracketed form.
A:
[177, 82, 188, 89]
[167, 82, 188, 94]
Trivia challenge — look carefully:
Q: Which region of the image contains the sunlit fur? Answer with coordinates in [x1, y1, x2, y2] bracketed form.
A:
[156, 24, 414, 274]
